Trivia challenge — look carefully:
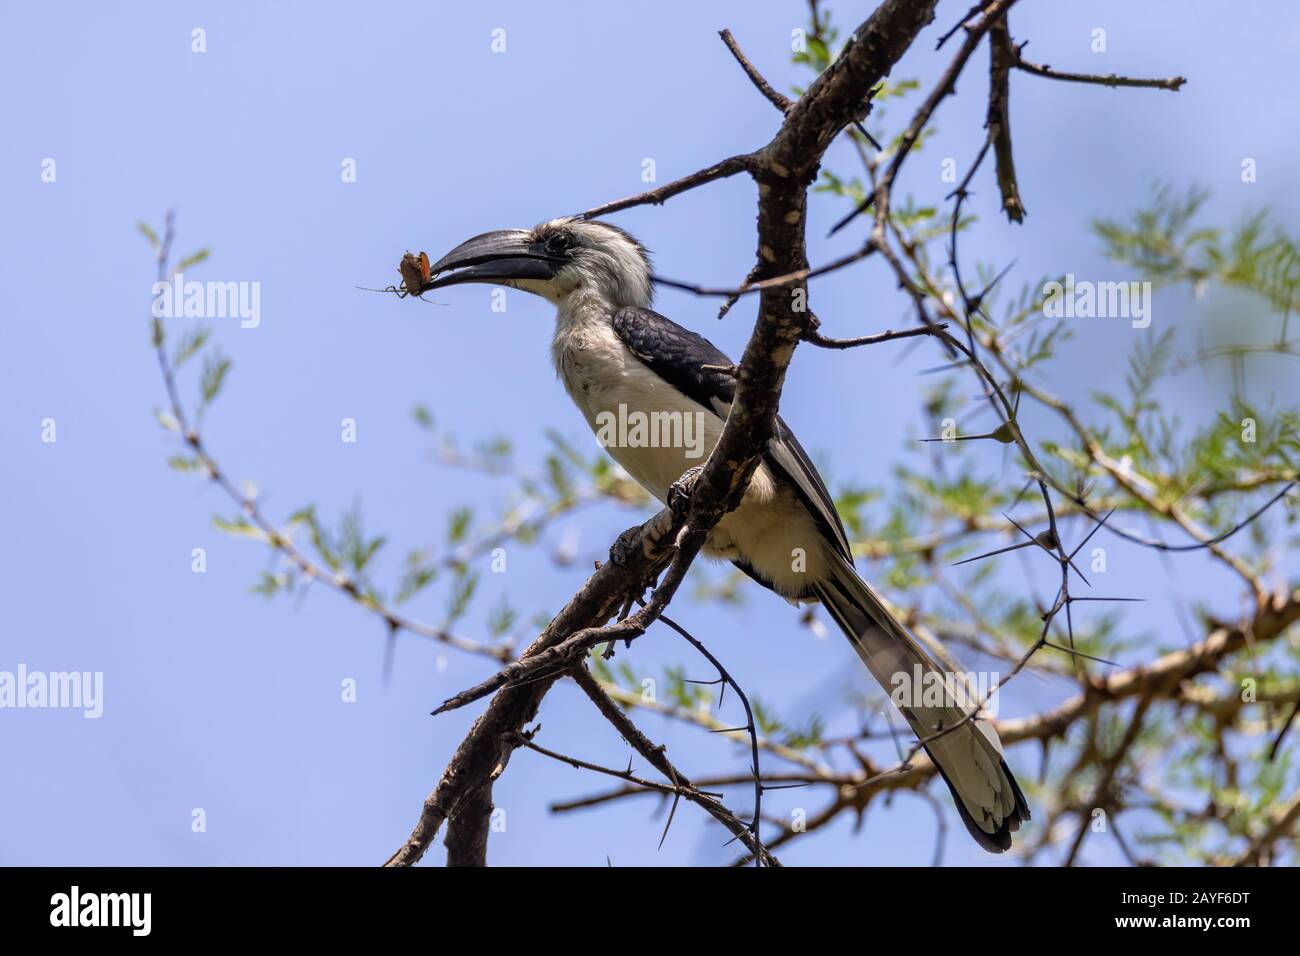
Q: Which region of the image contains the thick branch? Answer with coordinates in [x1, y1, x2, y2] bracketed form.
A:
[443, 788, 492, 867]
[384, 512, 680, 866]
[695, 0, 945, 532]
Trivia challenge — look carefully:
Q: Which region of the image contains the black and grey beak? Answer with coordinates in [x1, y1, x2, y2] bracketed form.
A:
[423, 229, 564, 290]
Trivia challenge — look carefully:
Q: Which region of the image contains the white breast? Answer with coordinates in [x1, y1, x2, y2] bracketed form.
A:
[552, 317, 721, 501]
[550, 309, 833, 599]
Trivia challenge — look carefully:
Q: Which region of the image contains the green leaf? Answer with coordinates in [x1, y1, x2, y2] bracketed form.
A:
[395, 564, 437, 604]
[412, 404, 435, 431]
[590, 655, 614, 684]
[200, 351, 231, 405]
[137, 221, 160, 250]
[173, 325, 212, 368]
[447, 506, 473, 545]
[487, 597, 517, 637]
[445, 569, 479, 623]
[251, 571, 290, 598]
[213, 514, 265, 541]
[177, 248, 210, 271]
[806, 36, 830, 69]
[874, 78, 920, 101]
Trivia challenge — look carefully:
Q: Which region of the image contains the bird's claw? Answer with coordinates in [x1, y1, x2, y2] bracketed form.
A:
[608, 527, 642, 569]
[609, 509, 678, 571]
[668, 465, 705, 518]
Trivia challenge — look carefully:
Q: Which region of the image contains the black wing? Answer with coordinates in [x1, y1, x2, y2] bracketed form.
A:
[611, 306, 853, 564]
[611, 305, 736, 416]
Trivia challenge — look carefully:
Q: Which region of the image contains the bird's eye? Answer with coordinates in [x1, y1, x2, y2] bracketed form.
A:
[545, 233, 573, 256]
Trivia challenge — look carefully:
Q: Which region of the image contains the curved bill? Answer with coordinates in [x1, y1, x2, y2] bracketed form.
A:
[422, 229, 564, 291]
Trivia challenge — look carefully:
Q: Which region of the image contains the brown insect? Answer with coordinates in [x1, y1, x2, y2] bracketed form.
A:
[397, 250, 432, 298]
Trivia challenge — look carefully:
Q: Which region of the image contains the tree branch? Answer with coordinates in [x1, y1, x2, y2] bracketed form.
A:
[383, 511, 680, 866]
[576, 155, 753, 219]
[570, 668, 780, 865]
[391, 0, 949, 867]
[987, 17, 1026, 222]
[719, 28, 792, 112]
[1012, 46, 1187, 91]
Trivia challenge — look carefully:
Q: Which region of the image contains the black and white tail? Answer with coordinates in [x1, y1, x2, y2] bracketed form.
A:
[813, 553, 1030, 852]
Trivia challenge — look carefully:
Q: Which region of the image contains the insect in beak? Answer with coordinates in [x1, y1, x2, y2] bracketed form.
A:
[398, 250, 432, 297]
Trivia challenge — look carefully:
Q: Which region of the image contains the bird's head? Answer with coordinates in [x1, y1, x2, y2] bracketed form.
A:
[420, 218, 653, 309]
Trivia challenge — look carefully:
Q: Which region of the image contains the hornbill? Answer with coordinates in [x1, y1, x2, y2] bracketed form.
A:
[415, 217, 1030, 852]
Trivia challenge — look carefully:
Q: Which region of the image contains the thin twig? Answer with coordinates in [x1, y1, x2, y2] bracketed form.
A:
[1012, 45, 1187, 92]
[803, 323, 947, 349]
[149, 214, 510, 663]
[987, 17, 1026, 222]
[719, 29, 792, 112]
[577, 155, 753, 219]
[570, 667, 780, 866]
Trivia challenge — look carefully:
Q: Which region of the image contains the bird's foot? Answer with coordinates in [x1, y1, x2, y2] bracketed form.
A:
[607, 526, 642, 569]
[668, 464, 705, 518]
[608, 508, 678, 571]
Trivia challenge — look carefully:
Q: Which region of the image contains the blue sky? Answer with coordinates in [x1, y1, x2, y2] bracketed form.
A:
[2, 1, 1297, 866]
